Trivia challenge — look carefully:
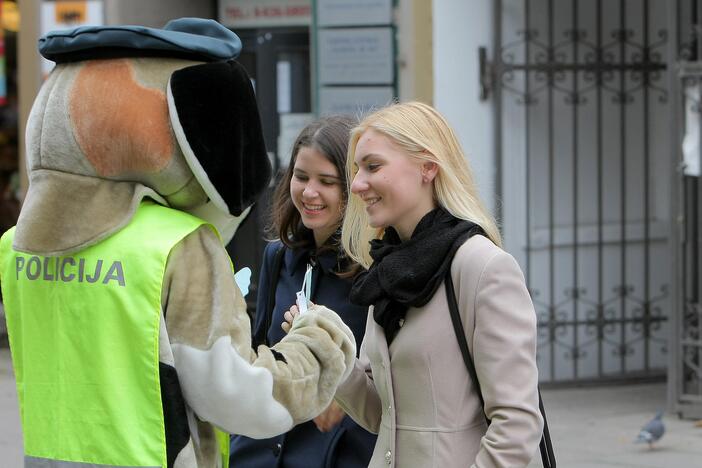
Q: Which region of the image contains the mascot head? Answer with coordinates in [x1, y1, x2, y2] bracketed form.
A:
[15, 18, 271, 255]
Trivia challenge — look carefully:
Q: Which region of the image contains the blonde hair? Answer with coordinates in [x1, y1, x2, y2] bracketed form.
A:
[341, 101, 502, 268]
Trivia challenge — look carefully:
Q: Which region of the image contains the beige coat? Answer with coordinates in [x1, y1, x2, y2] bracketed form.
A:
[335, 235, 544, 468]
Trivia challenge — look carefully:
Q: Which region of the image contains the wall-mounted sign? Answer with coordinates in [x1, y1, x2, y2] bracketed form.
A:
[683, 84, 701, 177]
[314, 0, 396, 116]
[219, 0, 311, 28]
[318, 28, 393, 85]
[319, 86, 393, 115]
[278, 113, 315, 168]
[1, 1, 18, 32]
[316, 0, 392, 27]
[41, 1, 104, 77]
[42, 1, 102, 30]
[55, 1, 87, 23]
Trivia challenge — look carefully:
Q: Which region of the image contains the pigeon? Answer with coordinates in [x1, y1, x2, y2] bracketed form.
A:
[635, 410, 665, 449]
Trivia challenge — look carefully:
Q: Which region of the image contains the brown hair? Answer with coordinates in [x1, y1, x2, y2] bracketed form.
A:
[269, 115, 360, 275]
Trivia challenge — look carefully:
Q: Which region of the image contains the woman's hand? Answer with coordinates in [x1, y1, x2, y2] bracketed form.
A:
[281, 304, 301, 334]
[313, 400, 346, 432]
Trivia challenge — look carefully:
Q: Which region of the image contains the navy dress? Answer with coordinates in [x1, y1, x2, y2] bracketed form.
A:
[230, 241, 376, 468]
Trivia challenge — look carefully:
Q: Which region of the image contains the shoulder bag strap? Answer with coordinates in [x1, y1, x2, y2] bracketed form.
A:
[444, 269, 556, 467]
[254, 244, 286, 347]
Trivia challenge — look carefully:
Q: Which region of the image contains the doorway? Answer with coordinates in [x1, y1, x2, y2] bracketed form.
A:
[227, 27, 312, 318]
[494, 0, 670, 383]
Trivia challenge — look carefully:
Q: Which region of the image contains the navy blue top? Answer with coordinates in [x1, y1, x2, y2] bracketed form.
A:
[230, 241, 376, 468]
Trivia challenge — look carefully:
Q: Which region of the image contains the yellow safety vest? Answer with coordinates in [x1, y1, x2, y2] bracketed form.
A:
[0, 201, 230, 468]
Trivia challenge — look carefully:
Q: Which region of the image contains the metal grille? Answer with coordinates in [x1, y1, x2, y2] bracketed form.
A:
[671, 0, 702, 419]
[494, 0, 670, 383]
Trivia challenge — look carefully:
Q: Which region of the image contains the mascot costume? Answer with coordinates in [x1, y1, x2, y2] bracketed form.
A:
[0, 18, 356, 468]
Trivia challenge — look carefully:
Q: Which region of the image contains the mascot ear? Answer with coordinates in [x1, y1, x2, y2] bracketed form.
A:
[167, 60, 271, 216]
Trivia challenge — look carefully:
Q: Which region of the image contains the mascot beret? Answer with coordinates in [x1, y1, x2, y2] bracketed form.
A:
[39, 17, 242, 62]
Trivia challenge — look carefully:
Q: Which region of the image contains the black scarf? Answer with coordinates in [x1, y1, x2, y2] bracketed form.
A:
[350, 207, 484, 342]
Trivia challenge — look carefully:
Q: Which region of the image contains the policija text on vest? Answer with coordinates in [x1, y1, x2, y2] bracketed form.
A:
[14, 255, 126, 286]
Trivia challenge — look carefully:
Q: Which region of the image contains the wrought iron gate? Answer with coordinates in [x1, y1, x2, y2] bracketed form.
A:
[492, 0, 670, 383]
[671, 0, 702, 419]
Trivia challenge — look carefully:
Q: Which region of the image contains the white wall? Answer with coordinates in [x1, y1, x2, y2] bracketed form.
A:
[432, 0, 496, 214]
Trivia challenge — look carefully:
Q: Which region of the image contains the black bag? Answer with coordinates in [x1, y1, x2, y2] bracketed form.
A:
[444, 269, 556, 467]
[253, 244, 286, 347]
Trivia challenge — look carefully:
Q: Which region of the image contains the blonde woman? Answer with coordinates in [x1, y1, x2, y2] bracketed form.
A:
[284, 102, 544, 467]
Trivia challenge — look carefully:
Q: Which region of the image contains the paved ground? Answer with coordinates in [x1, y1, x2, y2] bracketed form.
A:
[527, 383, 702, 468]
[1, 347, 701, 467]
[0, 348, 22, 466]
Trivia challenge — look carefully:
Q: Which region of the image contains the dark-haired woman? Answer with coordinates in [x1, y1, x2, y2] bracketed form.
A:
[229, 116, 376, 468]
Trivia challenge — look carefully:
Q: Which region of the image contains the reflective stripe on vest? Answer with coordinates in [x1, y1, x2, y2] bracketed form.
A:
[25, 455, 159, 468]
[0, 201, 208, 468]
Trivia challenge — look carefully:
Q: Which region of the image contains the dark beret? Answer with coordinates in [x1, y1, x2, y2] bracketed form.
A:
[39, 17, 241, 63]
